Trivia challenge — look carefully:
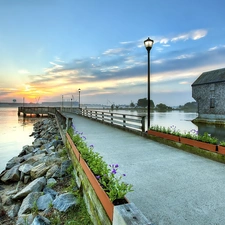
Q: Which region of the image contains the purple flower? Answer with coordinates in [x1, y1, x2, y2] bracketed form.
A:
[115, 164, 119, 168]
[96, 175, 100, 179]
[112, 169, 117, 174]
[89, 144, 94, 148]
[82, 136, 86, 140]
[123, 174, 126, 176]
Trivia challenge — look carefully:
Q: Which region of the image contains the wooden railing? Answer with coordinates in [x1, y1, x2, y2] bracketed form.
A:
[18, 106, 146, 132]
[63, 108, 146, 132]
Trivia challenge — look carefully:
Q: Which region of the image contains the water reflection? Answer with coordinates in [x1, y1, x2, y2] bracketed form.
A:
[18, 115, 48, 127]
[196, 123, 225, 142]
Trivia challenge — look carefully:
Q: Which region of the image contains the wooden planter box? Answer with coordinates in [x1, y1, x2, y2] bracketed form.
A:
[147, 130, 180, 142]
[180, 137, 217, 152]
[66, 133, 80, 160]
[80, 157, 114, 221]
[218, 145, 225, 154]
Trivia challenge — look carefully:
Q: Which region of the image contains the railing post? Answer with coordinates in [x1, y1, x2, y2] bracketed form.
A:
[95, 111, 97, 120]
[141, 116, 146, 132]
[67, 117, 72, 130]
[123, 115, 126, 128]
[102, 112, 104, 122]
[111, 113, 113, 124]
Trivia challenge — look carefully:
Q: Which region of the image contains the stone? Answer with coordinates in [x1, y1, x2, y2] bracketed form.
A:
[13, 177, 46, 200]
[37, 193, 53, 210]
[30, 163, 50, 179]
[46, 165, 59, 178]
[47, 178, 57, 187]
[17, 192, 43, 216]
[22, 153, 45, 166]
[60, 160, 72, 177]
[31, 215, 50, 225]
[1, 164, 20, 183]
[24, 175, 30, 184]
[43, 187, 58, 199]
[19, 164, 33, 174]
[16, 213, 34, 225]
[53, 193, 77, 212]
[7, 203, 21, 218]
[5, 156, 23, 170]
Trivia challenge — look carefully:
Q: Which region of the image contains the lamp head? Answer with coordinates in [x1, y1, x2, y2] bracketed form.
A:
[144, 37, 154, 51]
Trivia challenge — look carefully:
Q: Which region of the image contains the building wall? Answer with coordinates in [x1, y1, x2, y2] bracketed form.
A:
[192, 82, 225, 120]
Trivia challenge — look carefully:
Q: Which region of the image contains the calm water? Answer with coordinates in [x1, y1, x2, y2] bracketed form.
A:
[1, 107, 225, 173]
[0, 107, 43, 173]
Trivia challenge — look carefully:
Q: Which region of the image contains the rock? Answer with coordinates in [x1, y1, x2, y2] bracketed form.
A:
[30, 163, 50, 180]
[18, 192, 43, 216]
[0, 196, 5, 216]
[46, 165, 59, 178]
[31, 215, 50, 225]
[53, 193, 77, 212]
[22, 153, 46, 166]
[5, 156, 23, 170]
[19, 163, 33, 174]
[1, 164, 20, 183]
[13, 177, 46, 200]
[7, 203, 21, 218]
[43, 187, 58, 199]
[16, 213, 34, 225]
[60, 160, 72, 177]
[47, 178, 57, 187]
[37, 193, 53, 210]
[24, 175, 30, 184]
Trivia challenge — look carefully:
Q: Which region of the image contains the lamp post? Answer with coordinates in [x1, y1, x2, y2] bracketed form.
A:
[144, 37, 154, 130]
[78, 88, 81, 108]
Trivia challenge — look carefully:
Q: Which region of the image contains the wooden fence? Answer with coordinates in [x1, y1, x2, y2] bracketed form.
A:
[63, 108, 146, 132]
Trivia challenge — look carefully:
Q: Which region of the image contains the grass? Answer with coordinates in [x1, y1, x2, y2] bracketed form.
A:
[44, 164, 93, 225]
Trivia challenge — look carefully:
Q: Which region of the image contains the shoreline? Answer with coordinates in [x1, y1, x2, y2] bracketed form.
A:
[0, 118, 83, 224]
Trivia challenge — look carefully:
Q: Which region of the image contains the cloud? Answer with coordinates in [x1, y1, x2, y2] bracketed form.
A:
[171, 29, 207, 42]
[18, 69, 30, 74]
[102, 47, 131, 56]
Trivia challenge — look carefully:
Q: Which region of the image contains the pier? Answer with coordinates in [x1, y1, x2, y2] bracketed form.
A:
[17, 106, 60, 117]
[17, 106, 225, 224]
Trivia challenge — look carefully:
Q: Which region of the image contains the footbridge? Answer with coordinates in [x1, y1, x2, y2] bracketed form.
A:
[18, 107, 225, 224]
[63, 111, 225, 225]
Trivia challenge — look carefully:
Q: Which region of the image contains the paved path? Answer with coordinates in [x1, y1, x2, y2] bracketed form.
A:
[65, 113, 225, 225]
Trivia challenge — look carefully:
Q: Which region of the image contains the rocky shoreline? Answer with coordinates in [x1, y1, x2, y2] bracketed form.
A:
[0, 118, 78, 225]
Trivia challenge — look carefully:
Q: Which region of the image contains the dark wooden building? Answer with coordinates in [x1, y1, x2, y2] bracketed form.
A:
[192, 68, 225, 123]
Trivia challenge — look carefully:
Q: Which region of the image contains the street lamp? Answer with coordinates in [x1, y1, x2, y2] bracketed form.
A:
[144, 37, 154, 130]
[78, 88, 81, 108]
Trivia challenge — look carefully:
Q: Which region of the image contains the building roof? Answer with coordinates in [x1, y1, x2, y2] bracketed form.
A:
[192, 68, 225, 86]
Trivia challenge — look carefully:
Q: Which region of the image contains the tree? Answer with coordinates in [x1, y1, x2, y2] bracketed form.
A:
[137, 98, 155, 108]
[156, 103, 169, 111]
[130, 101, 135, 107]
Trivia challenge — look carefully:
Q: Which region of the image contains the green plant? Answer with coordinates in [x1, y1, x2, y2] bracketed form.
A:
[67, 125, 133, 202]
[150, 125, 218, 144]
[220, 140, 225, 146]
[31, 201, 39, 215]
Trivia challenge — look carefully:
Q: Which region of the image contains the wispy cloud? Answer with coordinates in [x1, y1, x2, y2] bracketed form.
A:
[171, 29, 207, 42]
[18, 69, 30, 74]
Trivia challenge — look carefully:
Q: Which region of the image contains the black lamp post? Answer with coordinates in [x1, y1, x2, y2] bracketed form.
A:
[78, 88, 81, 108]
[144, 37, 154, 129]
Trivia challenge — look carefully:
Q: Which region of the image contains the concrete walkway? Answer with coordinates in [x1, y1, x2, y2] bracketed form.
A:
[65, 113, 225, 225]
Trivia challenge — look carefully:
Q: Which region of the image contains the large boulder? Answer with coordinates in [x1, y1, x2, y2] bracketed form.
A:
[37, 193, 53, 211]
[18, 192, 42, 216]
[13, 177, 46, 200]
[53, 193, 77, 212]
[1, 164, 20, 183]
[30, 163, 50, 180]
[31, 215, 50, 225]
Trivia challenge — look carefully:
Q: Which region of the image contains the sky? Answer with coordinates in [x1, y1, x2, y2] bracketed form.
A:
[0, 0, 225, 107]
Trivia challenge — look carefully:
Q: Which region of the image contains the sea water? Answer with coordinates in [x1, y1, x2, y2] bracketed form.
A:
[0, 107, 42, 173]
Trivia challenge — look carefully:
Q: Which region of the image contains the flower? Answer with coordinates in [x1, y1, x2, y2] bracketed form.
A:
[67, 126, 133, 202]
